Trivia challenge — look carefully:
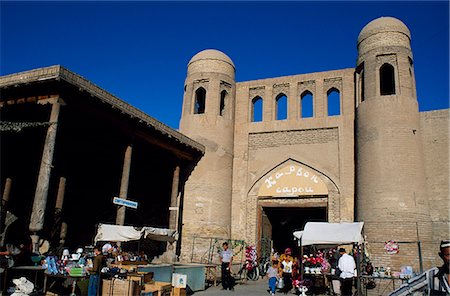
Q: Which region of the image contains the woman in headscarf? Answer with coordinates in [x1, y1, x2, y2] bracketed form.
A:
[278, 248, 295, 294]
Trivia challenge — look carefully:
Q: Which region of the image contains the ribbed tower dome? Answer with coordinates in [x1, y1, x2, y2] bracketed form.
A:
[188, 49, 235, 69]
[187, 49, 235, 78]
[358, 17, 411, 45]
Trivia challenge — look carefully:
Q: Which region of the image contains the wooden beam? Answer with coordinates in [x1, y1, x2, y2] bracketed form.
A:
[258, 198, 328, 208]
[135, 129, 196, 161]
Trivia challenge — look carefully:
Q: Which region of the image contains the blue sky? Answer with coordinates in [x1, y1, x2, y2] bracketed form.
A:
[1, 1, 449, 129]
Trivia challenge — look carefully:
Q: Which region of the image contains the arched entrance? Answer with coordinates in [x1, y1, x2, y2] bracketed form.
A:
[252, 161, 338, 257]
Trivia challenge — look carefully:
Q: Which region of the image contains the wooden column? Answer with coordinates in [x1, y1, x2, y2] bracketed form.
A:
[29, 102, 60, 252]
[169, 165, 180, 230]
[60, 222, 67, 246]
[115, 145, 132, 226]
[55, 177, 66, 211]
[2, 178, 12, 203]
[51, 177, 66, 248]
[1, 178, 12, 233]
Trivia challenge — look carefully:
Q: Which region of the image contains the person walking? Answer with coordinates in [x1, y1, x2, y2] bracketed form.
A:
[219, 242, 234, 291]
[87, 246, 104, 296]
[278, 248, 295, 294]
[267, 260, 279, 295]
[337, 248, 356, 296]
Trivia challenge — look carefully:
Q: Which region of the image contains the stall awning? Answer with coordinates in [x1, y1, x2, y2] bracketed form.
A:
[294, 222, 364, 246]
[94, 224, 177, 243]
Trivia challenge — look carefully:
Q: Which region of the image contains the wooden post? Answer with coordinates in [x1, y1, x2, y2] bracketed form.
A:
[55, 177, 66, 211]
[2, 178, 11, 203]
[29, 101, 60, 253]
[51, 177, 66, 249]
[115, 145, 132, 226]
[169, 165, 180, 230]
[167, 165, 180, 262]
[1, 178, 12, 232]
[60, 222, 67, 246]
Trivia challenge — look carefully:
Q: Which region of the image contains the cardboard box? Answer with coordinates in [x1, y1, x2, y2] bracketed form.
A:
[128, 272, 154, 284]
[143, 282, 171, 296]
[171, 287, 186, 296]
[102, 279, 140, 296]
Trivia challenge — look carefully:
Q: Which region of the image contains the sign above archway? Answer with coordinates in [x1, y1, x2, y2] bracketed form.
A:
[258, 163, 328, 197]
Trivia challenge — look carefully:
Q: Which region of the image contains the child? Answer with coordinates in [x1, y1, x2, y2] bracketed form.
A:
[267, 260, 279, 295]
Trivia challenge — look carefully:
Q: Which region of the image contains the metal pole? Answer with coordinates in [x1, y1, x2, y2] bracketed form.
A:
[300, 238, 303, 280]
[356, 243, 362, 296]
[29, 101, 61, 253]
[416, 222, 423, 273]
[417, 241, 423, 273]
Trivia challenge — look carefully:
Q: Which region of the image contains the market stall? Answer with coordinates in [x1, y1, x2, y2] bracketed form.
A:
[94, 224, 207, 292]
[293, 222, 365, 295]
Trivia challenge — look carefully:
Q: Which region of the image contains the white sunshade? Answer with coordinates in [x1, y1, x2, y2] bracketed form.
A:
[94, 224, 177, 243]
[293, 230, 303, 240]
[297, 222, 364, 246]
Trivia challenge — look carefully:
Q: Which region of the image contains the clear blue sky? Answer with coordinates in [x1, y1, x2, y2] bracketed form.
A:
[1, 1, 449, 129]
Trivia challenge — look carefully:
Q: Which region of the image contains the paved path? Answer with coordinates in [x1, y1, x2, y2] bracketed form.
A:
[193, 278, 276, 295]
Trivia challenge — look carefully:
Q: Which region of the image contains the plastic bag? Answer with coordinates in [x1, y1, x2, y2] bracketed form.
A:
[277, 277, 284, 289]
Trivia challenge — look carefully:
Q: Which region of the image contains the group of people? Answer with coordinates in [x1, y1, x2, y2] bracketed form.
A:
[267, 247, 296, 295]
[265, 247, 356, 296]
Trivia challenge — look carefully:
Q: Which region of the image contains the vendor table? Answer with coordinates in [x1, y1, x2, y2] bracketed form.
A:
[360, 275, 408, 296]
[303, 273, 329, 295]
[10, 266, 45, 284]
[44, 273, 90, 296]
[203, 263, 218, 287]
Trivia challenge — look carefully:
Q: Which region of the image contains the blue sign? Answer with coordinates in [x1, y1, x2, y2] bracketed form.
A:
[113, 197, 138, 209]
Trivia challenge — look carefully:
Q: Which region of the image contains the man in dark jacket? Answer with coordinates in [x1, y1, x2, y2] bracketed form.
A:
[87, 246, 104, 296]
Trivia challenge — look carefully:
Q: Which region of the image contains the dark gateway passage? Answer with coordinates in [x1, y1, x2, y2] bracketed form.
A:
[263, 207, 327, 256]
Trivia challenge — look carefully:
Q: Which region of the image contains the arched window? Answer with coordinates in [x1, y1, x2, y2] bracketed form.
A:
[251, 96, 263, 122]
[356, 62, 365, 103]
[220, 90, 227, 116]
[301, 91, 313, 118]
[380, 63, 396, 95]
[361, 68, 365, 102]
[327, 88, 340, 116]
[275, 93, 287, 120]
[409, 57, 416, 99]
[194, 87, 206, 114]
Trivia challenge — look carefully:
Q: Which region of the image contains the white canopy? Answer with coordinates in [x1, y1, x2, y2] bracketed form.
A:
[294, 222, 364, 246]
[293, 230, 303, 240]
[94, 224, 177, 243]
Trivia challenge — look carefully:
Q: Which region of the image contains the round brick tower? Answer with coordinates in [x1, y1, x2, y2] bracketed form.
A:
[355, 17, 432, 269]
[179, 49, 236, 261]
